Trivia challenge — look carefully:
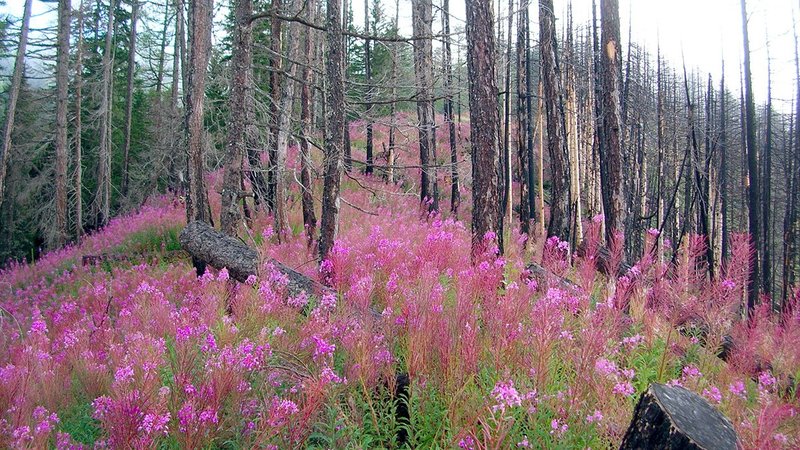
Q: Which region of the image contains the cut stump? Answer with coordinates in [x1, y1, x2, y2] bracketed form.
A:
[619, 383, 739, 450]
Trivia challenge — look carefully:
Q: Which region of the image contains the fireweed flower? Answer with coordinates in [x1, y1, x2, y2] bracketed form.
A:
[312, 335, 335, 360]
[702, 386, 722, 404]
[491, 379, 522, 413]
[729, 380, 747, 399]
[458, 435, 476, 450]
[586, 410, 603, 423]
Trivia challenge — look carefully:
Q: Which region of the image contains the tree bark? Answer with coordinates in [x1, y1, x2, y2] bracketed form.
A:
[267, 0, 284, 211]
[300, 0, 318, 244]
[762, 55, 773, 299]
[55, 0, 71, 246]
[540, 0, 570, 241]
[185, 0, 213, 224]
[273, 0, 303, 240]
[74, 0, 85, 239]
[442, 0, 459, 215]
[740, 0, 762, 315]
[501, 0, 514, 223]
[465, 0, 502, 256]
[411, 0, 437, 210]
[598, 0, 624, 243]
[364, 0, 373, 175]
[220, 0, 253, 235]
[516, 0, 530, 235]
[0, 0, 32, 210]
[121, 0, 139, 198]
[180, 220, 331, 298]
[319, 0, 345, 261]
[95, 0, 116, 228]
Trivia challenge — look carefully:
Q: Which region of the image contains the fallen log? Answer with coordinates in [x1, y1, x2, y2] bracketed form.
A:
[619, 383, 739, 450]
[524, 262, 581, 292]
[179, 220, 331, 299]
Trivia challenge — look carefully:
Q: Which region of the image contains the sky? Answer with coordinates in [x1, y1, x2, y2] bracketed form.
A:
[358, 0, 799, 111]
[3, 0, 798, 110]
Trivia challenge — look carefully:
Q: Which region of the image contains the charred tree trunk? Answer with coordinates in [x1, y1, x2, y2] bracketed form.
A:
[741, 0, 762, 315]
[683, 65, 713, 279]
[300, 0, 318, 244]
[501, 0, 514, 223]
[386, 0, 399, 184]
[412, 0, 437, 210]
[185, 0, 213, 224]
[598, 0, 624, 243]
[540, 0, 570, 240]
[762, 56, 773, 299]
[620, 384, 739, 449]
[720, 64, 729, 264]
[465, 0, 502, 256]
[220, 0, 253, 235]
[442, 0, 459, 215]
[364, 0, 373, 175]
[319, 0, 345, 261]
[121, 0, 139, 198]
[0, 0, 32, 210]
[55, 0, 71, 246]
[516, 0, 531, 235]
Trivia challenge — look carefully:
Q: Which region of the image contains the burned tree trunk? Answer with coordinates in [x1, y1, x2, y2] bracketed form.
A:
[540, 0, 571, 241]
[598, 0, 624, 244]
[412, 0, 437, 210]
[516, 0, 531, 235]
[300, 0, 318, 244]
[620, 383, 739, 450]
[319, 0, 345, 261]
[741, 0, 761, 315]
[465, 0, 502, 256]
[442, 0, 459, 215]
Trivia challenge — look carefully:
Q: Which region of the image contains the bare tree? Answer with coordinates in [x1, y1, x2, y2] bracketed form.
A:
[598, 0, 624, 243]
[465, 0, 502, 255]
[0, 0, 33, 210]
[74, 0, 85, 239]
[95, 0, 116, 228]
[55, 0, 71, 245]
[442, 0, 459, 214]
[411, 0, 437, 210]
[740, 0, 761, 315]
[221, 0, 253, 235]
[185, 0, 213, 224]
[516, 0, 531, 235]
[121, 0, 139, 197]
[300, 0, 318, 244]
[540, 0, 570, 240]
[273, 0, 303, 240]
[364, 0, 374, 175]
[320, 0, 345, 261]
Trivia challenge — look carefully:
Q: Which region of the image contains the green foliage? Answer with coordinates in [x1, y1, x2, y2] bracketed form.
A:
[59, 399, 102, 446]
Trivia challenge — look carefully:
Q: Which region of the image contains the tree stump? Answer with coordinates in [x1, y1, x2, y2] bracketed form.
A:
[179, 220, 331, 299]
[619, 383, 739, 450]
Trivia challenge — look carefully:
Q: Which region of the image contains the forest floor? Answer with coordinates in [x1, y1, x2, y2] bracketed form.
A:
[1, 119, 799, 448]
